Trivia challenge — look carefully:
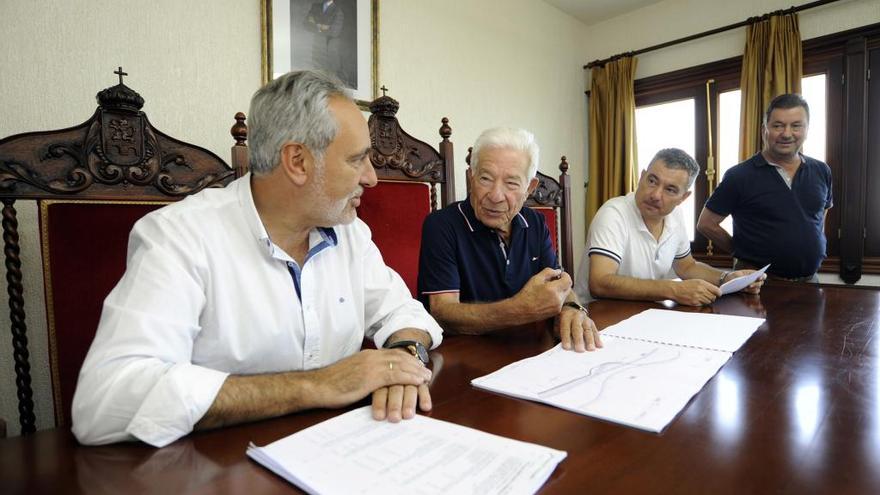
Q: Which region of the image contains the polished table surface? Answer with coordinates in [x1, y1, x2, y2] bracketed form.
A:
[3, 282, 880, 494]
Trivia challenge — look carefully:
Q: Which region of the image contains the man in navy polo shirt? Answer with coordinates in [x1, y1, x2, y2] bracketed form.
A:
[697, 93, 833, 282]
[417, 127, 601, 352]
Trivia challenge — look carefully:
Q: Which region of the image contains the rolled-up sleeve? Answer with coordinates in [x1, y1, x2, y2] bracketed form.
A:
[71, 214, 225, 448]
[357, 223, 443, 349]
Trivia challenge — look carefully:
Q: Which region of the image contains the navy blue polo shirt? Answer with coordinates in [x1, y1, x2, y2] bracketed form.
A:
[417, 198, 557, 309]
[705, 152, 833, 278]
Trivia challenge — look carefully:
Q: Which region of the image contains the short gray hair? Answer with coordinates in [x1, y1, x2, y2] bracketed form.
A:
[247, 70, 351, 175]
[650, 148, 700, 189]
[471, 127, 540, 180]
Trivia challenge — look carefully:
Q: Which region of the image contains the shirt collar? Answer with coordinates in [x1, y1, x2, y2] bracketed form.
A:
[625, 191, 681, 242]
[754, 152, 805, 168]
[240, 173, 338, 259]
[457, 197, 529, 234]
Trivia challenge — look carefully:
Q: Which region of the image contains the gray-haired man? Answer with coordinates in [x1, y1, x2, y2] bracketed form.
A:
[574, 148, 765, 306]
[72, 70, 442, 447]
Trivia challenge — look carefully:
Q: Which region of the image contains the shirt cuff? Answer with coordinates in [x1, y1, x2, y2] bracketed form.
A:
[126, 363, 229, 447]
[371, 310, 443, 350]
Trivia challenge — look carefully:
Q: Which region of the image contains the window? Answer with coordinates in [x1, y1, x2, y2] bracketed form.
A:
[631, 25, 880, 280]
[635, 98, 696, 240]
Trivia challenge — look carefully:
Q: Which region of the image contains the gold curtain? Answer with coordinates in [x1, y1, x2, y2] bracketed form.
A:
[587, 56, 638, 221]
[738, 12, 803, 160]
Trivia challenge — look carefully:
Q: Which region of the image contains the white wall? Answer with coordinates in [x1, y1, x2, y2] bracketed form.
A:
[380, 0, 589, 261]
[581, 0, 880, 81]
[0, 0, 261, 437]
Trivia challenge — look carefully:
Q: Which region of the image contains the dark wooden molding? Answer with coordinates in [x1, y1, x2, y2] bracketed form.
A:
[366, 94, 455, 210]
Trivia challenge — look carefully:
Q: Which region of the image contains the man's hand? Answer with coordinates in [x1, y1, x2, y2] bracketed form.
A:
[671, 279, 722, 306]
[555, 306, 602, 352]
[316, 349, 431, 412]
[725, 269, 766, 294]
[371, 383, 431, 423]
[515, 268, 571, 319]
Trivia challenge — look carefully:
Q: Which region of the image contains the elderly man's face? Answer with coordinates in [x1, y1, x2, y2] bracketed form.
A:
[468, 147, 536, 233]
[634, 159, 691, 223]
[310, 96, 376, 226]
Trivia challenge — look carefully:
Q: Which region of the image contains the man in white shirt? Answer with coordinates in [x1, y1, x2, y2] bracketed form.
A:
[71, 70, 442, 447]
[574, 148, 764, 306]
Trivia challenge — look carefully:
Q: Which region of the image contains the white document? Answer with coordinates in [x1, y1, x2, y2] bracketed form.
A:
[472, 310, 765, 433]
[601, 308, 765, 352]
[720, 264, 770, 295]
[247, 406, 566, 495]
[473, 341, 730, 433]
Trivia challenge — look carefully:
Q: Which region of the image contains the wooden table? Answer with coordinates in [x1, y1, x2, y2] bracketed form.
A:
[2, 282, 879, 494]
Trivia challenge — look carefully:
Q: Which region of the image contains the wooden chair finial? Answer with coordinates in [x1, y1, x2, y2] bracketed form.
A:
[231, 112, 247, 146]
[114, 66, 128, 85]
[439, 117, 452, 141]
[559, 156, 569, 174]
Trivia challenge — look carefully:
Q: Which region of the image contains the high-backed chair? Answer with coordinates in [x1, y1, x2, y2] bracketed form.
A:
[0, 70, 246, 434]
[465, 148, 573, 275]
[358, 93, 456, 296]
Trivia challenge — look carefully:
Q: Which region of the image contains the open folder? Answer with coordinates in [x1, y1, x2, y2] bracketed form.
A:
[247, 406, 566, 495]
[472, 309, 765, 433]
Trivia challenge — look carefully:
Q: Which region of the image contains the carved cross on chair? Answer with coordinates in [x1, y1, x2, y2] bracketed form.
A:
[380, 85, 388, 97]
[114, 66, 128, 85]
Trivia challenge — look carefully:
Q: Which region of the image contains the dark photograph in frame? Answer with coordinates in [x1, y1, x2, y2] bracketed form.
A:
[262, 0, 377, 104]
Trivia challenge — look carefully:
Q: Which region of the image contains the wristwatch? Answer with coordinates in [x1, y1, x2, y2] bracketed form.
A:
[385, 340, 430, 365]
[562, 301, 589, 315]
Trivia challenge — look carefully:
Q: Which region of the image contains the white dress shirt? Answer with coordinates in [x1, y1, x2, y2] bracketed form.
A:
[71, 174, 442, 447]
[574, 192, 691, 302]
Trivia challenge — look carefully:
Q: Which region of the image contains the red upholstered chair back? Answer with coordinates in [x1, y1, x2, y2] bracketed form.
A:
[40, 201, 165, 428]
[0, 70, 247, 434]
[358, 94, 456, 296]
[466, 148, 573, 275]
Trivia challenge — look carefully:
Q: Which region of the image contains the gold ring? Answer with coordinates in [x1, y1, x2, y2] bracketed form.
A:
[389, 361, 394, 370]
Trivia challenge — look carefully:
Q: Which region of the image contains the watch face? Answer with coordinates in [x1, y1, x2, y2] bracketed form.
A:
[408, 344, 430, 365]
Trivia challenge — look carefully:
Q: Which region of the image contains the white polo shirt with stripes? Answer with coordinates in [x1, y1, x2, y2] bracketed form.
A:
[574, 192, 691, 302]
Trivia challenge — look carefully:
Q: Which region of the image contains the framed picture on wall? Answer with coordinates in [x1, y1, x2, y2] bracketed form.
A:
[261, 0, 378, 106]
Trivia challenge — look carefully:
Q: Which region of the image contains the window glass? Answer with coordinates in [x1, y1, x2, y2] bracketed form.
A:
[800, 74, 826, 161]
[635, 98, 696, 240]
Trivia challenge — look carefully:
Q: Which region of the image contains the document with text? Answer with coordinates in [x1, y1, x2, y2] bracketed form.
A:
[247, 406, 567, 495]
[472, 309, 765, 433]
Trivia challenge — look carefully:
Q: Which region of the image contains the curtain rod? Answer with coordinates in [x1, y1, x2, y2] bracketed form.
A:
[583, 0, 843, 70]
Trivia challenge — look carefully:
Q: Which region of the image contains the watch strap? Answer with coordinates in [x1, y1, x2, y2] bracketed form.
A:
[562, 301, 588, 315]
[384, 339, 429, 365]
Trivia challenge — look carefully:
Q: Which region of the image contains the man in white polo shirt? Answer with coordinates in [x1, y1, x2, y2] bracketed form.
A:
[574, 148, 764, 306]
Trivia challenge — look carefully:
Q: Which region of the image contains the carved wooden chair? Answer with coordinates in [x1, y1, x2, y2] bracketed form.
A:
[465, 148, 574, 274]
[358, 93, 456, 296]
[0, 69, 246, 435]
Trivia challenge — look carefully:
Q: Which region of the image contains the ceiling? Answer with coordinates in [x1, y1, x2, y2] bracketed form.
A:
[544, 0, 667, 26]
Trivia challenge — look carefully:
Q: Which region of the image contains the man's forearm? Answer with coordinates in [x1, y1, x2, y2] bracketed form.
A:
[431, 298, 543, 335]
[196, 370, 325, 431]
[677, 261, 725, 286]
[384, 328, 433, 348]
[590, 273, 677, 302]
[699, 223, 733, 253]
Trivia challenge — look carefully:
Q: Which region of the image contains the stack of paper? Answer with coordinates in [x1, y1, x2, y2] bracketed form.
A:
[472, 309, 765, 432]
[248, 406, 566, 495]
